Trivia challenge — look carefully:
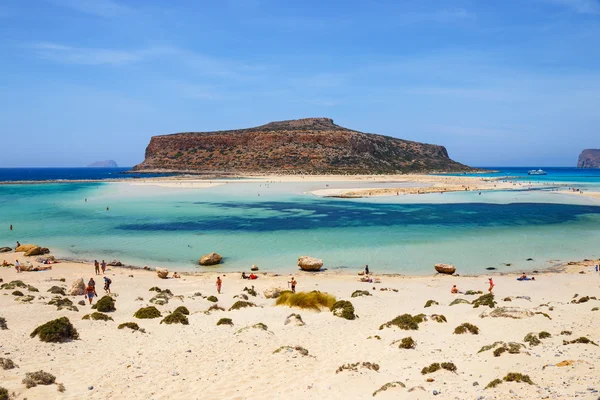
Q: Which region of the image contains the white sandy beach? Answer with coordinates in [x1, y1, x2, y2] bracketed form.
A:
[1, 251, 600, 400]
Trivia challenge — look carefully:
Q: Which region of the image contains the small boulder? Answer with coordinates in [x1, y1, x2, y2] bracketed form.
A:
[156, 268, 169, 279]
[434, 263, 456, 275]
[199, 253, 222, 266]
[24, 246, 43, 256]
[107, 260, 123, 266]
[264, 287, 284, 299]
[284, 313, 305, 326]
[251, 264, 259, 271]
[0, 247, 12, 253]
[15, 244, 37, 253]
[480, 307, 534, 319]
[69, 278, 86, 296]
[298, 256, 323, 271]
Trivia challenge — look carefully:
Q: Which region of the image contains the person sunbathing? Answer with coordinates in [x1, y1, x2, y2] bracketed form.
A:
[173, 272, 181, 278]
[451, 285, 459, 294]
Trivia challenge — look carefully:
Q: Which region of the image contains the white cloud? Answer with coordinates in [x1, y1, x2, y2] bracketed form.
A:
[543, 0, 600, 14]
[48, 0, 133, 17]
[30, 42, 168, 65]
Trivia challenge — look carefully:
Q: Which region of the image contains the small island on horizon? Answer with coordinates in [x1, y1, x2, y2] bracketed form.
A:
[87, 160, 118, 168]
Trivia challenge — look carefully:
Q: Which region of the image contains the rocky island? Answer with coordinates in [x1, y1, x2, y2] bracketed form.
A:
[133, 118, 473, 175]
[87, 160, 118, 168]
[577, 149, 600, 168]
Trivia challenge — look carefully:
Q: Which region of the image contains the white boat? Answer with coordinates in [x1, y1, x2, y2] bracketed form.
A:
[528, 169, 547, 175]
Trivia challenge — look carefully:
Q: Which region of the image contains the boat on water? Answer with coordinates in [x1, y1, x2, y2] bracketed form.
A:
[528, 169, 547, 175]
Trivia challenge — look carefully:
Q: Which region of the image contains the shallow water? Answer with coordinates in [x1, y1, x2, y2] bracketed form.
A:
[1, 179, 599, 275]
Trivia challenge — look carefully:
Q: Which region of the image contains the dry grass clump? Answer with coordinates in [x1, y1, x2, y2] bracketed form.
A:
[472, 293, 496, 308]
[92, 296, 116, 312]
[118, 322, 140, 331]
[274, 346, 309, 356]
[331, 300, 356, 320]
[11, 290, 23, 296]
[351, 290, 371, 298]
[27, 285, 39, 292]
[243, 286, 257, 297]
[465, 290, 483, 295]
[206, 295, 218, 302]
[421, 362, 457, 374]
[134, 306, 162, 319]
[336, 362, 380, 374]
[22, 370, 56, 388]
[485, 378, 503, 389]
[205, 304, 225, 314]
[534, 311, 552, 320]
[0, 387, 8, 400]
[524, 333, 541, 346]
[217, 318, 233, 326]
[372, 381, 406, 397]
[48, 296, 78, 311]
[82, 312, 113, 321]
[0, 358, 17, 370]
[379, 314, 422, 330]
[571, 296, 591, 304]
[431, 314, 447, 323]
[161, 312, 189, 325]
[563, 337, 598, 346]
[275, 291, 336, 311]
[47, 286, 66, 296]
[229, 301, 256, 311]
[424, 300, 439, 308]
[0, 317, 6, 330]
[454, 323, 479, 335]
[1, 280, 27, 290]
[399, 337, 416, 349]
[538, 331, 551, 339]
[30, 317, 79, 343]
[560, 330, 572, 336]
[449, 298, 470, 306]
[173, 306, 190, 315]
[503, 372, 535, 385]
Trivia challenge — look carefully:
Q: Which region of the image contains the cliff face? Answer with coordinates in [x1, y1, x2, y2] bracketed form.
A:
[133, 118, 473, 174]
[578, 149, 600, 168]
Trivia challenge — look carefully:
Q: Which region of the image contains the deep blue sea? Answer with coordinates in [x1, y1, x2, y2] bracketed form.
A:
[0, 167, 174, 182]
[1, 167, 599, 274]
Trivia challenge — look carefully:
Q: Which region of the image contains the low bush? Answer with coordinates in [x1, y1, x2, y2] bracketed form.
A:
[275, 291, 336, 310]
[561, 330, 572, 336]
[372, 381, 406, 397]
[449, 298, 470, 306]
[485, 378, 503, 389]
[336, 362, 379, 373]
[30, 317, 79, 343]
[274, 346, 309, 356]
[454, 323, 479, 335]
[351, 290, 371, 298]
[441, 362, 457, 372]
[149, 286, 161, 292]
[563, 337, 598, 346]
[0, 358, 17, 370]
[118, 322, 140, 331]
[206, 295, 218, 302]
[331, 300, 356, 320]
[134, 306, 162, 319]
[424, 300, 439, 308]
[229, 301, 256, 311]
[0, 317, 6, 330]
[538, 331, 551, 339]
[465, 290, 483, 295]
[217, 318, 233, 326]
[243, 286, 257, 297]
[48, 296, 77, 311]
[472, 293, 496, 308]
[379, 314, 422, 331]
[22, 370, 56, 388]
[524, 333, 541, 346]
[92, 296, 116, 312]
[399, 337, 416, 349]
[0, 386, 8, 400]
[47, 286, 66, 296]
[431, 314, 447, 323]
[503, 372, 535, 385]
[12, 290, 23, 296]
[161, 312, 189, 325]
[421, 363, 440, 374]
[82, 312, 113, 321]
[173, 306, 190, 315]
[205, 304, 225, 313]
[1, 280, 27, 290]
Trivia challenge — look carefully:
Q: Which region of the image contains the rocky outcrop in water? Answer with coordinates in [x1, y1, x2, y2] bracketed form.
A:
[577, 149, 600, 168]
[133, 118, 473, 175]
[87, 160, 118, 168]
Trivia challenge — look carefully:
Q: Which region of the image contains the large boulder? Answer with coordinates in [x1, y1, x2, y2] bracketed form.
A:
[199, 253, 223, 266]
[298, 256, 323, 271]
[156, 268, 169, 279]
[0, 247, 12, 253]
[434, 263, 456, 275]
[479, 307, 534, 319]
[24, 246, 49, 256]
[107, 260, 123, 266]
[15, 244, 37, 253]
[264, 287, 285, 299]
[69, 278, 86, 296]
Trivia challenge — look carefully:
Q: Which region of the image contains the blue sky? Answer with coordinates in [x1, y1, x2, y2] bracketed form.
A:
[0, 0, 599, 167]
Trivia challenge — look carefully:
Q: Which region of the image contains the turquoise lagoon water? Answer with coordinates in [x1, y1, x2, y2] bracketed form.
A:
[1, 176, 600, 275]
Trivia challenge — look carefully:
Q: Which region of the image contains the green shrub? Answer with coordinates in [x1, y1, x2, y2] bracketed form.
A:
[524, 333, 541, 346]
[503, 372, 535, 385]
[0, 387, 8, 400]
[30, 317, 79, 343]
[534, 311, 552, 320]
[572, 296, 589, 304]
[48, 296, 75, 310]
[275, 291, 336, 310]
[92, 296, 116, 312]
[22, 370, 56, 388]
[173, 306, 190, 315]
[205, 304, 225, 313]
[331, 300, 356, 320]
[217, 318, 233, 326]
[82, 312, 113, 321]
[454, 323, 479, 335]
[351, 290, 371, 298]
[413, 313, 427, 323]
[561, 330, 572, 335]
[206, 295, 218, 302]
[563, 337, 598, 346]
[149, 286, 161, 292]
[47, 286, 66, 296]
[421, 363, 441, 374]
[12, 290, 23, 296]
[134, 306, 162, 319]
[441, 362, 457, 372]
[472, 293, 496, 308]
[503, 297, 512, 302]
[243, 286, 257, 297]
[379, 314, 421, 331]
[424, 300, 439, 308]
[465, 290, 483, 295]
[0, 317, 6, 330]
[431, 314, 447, 323]
[592, 307, 599, 311]
[118, 322, 140, 331]
[27, 285, 39, 292]
[493, 346, 507, 357]
[485, 379, 503, 389]
[399, 337, 416, 349]
[336, 362, 379, 373]
[0, 357, 17, 370]
[1, 280, 26, 290]
[372, 382, 406, 397]
[539, 331, 551, 339]
[229, 301, 256, 311]
[449, 298, 470, 306]
[161, 312, 189, 325]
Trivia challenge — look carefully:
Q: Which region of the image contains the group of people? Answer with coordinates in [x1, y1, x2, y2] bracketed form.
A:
[94, 260, 107, 275]
[241, 272, 258, 280]
[451, 277, 496, 294]
[84, 276, 112, 304]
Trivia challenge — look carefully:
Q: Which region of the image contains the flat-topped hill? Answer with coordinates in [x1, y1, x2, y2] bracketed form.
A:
[578, 149, 600, 168]
[133, 118, 473, 174]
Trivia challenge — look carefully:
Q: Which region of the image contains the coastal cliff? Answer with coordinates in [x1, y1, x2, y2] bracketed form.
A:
[577, 149, 600, 168]
[133, 118, 473, 174]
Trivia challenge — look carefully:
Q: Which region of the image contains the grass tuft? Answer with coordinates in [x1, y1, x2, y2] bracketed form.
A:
[161, 312, 189, 325]
[379, 314, 423, 331]
[275, 291, 336, 310]
[336, 362, 379, 373]
[351, 290, 371, 298]
[217, 318, 233, 326]
[454, 323, 479, 335]
[22, 370, 56, 388]
[118, 322, 140, 331]
[331, 300, 356, 320]
[82, 312, 113, 321]
[229, 301, 256, 311]
[472, 293, 496, 308]
[372, 381, 406, 397]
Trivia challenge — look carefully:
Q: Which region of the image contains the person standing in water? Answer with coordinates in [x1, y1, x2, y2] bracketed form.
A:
[9, 224, 12, 231]
[216, 276, 222, 294]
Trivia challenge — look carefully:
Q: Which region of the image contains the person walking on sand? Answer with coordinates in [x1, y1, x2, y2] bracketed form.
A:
[85, 284, 96, 305]
[216, 276, 222, 294]
[103, 276, 112, 294]
[15, 259, 20, 273]
[365, 265, 369, 275]
[94, 260, 100, 275]
[289, 277, 297, 293]
[101, 260, 106, 274]
[488, 277, 495, 293]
